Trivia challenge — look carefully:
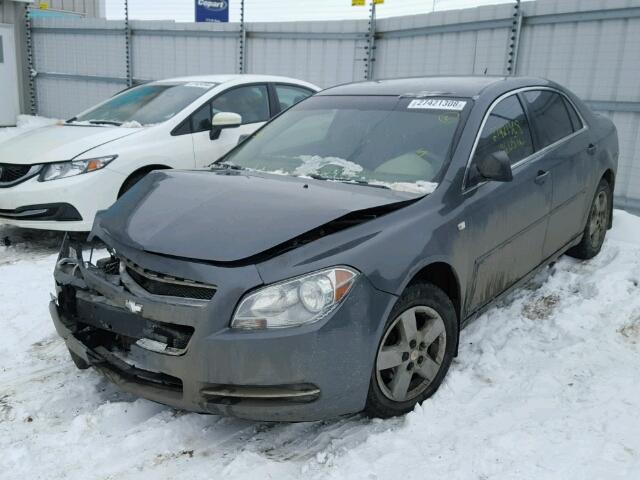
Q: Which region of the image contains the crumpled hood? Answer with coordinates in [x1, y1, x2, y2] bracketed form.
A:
[97, 170, 417, 263]
[0, 124, 141, 165]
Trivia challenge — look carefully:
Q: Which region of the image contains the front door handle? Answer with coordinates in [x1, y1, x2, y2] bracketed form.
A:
[534, 170, 549, 185]
[587, 143, 598, 155]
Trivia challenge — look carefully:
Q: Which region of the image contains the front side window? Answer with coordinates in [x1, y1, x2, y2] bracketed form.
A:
[74, 82, 216, 126]
[469, 94, 534, 186]
[211, 85, 270, 124]
[220, 95, 469, 194]
[523, 90, 574, 148]
[275, 84, 314, 111]
[190, 103, 212, 133]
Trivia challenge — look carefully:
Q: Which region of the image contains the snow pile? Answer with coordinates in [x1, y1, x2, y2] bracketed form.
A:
[369, 180, 438, 195]
[1, 211, 640, 479]
[0, 115, 59, 144]
[291, 156, 438, 194]
[294, 155, 364, 178]
[120, 121, 144, 128]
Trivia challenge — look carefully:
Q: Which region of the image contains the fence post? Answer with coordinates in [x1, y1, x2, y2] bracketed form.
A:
[124, 0, 133, 86]
[24, 5, 38, 115]
[239, 0, 246, 74]
[505, 0, 522, 75]
[364, 1, 377, 80]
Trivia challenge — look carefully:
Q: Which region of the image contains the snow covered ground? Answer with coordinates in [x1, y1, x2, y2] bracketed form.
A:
[1, 211, 640, 479]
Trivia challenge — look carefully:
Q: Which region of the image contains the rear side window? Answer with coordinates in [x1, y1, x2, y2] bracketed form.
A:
[563, 97, 583, 132]
[212, 85, 270, 124]
[522, 90, 574, 148]
[469, 95, 534, 186]
[275, 85, 314, 111]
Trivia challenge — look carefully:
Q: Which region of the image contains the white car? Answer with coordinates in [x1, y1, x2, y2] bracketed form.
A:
[0, 74, 320, 231]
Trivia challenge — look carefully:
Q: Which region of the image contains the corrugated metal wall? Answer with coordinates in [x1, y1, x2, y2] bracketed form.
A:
[374, 4, 513, 78]
[0, 0, 15, 24]
[246, 20, 367, 86]
[44, 0, 103, 17]
[131, 21, 239, 80]
[26, 0, 640, 210]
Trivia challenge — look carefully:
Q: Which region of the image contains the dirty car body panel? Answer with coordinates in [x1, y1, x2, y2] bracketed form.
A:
[51, 76, 618, 421]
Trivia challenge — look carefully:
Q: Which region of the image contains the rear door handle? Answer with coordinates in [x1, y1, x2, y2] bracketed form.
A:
[534, 170, 549, 185]
[587, 143, 598, 155]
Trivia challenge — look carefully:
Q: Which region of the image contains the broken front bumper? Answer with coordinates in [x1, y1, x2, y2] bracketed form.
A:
[51, 235, 395, 421]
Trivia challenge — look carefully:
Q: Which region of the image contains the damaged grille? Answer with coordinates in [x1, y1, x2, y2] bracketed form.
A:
[120, 257, 216, 301]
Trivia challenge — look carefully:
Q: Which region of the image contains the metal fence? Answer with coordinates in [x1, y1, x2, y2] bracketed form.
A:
[26, 0, 640, 211]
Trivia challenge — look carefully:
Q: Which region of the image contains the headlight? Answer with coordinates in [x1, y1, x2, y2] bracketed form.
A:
[39, 155, 117, 182]
[231, 267, 359, 330]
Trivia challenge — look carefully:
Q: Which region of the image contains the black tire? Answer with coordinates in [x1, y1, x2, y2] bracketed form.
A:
[69, 350, 90, 370]
[567, 178, 611, 260]
[364, 283, 458, 418]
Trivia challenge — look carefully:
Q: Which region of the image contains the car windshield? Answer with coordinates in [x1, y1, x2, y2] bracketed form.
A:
[219, 95, 469, 194]
[73, 82, 217, 126]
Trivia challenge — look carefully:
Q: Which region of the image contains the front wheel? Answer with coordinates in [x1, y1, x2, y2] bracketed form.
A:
[364, 283, 458, 418]
[567, 178, 611, 260]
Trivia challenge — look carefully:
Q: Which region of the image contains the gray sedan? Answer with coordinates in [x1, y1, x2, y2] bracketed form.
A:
[50, 76, 618, 421]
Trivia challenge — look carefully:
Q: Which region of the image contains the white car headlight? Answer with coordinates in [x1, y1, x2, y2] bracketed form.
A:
[39, 155, 117, 182]
[231, 267, 359, 330]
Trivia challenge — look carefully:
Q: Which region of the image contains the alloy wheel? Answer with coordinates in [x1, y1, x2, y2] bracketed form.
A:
[375, 306, 447, 402]
[588, 190, 609, 249]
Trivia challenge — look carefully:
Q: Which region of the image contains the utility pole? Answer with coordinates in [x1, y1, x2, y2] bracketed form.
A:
[239, 0, 246, 74]
[124, 0, 133, 87]
[364, 0, 377, 80]
[24, 4, 38, 115]
[505, 0, 522, 75]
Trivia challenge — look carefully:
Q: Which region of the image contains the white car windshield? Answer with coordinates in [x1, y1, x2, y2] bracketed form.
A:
[73, 82, 217, 126]
[219, 95, 469, 194]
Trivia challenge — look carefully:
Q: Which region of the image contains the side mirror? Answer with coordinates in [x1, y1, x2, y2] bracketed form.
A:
[210, 112, 242, 140]
[476, 150, 513, 182]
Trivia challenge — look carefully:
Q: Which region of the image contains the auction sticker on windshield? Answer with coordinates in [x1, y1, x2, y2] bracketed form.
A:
[407, 99, 467, 111]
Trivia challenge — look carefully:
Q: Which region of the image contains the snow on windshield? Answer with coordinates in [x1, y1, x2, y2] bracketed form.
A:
[120, 121, 144, 128]
[292, 155, 438, 194]
[294, 155, 363, 177]
[369, 180, 438, 194]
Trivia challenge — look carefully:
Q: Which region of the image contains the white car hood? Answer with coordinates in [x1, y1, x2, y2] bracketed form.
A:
[0, 124, 142, 165]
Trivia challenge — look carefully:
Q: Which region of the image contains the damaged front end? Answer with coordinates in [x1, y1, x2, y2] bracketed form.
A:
[49, 222, 396, 420]
[51, 234, 209, 403]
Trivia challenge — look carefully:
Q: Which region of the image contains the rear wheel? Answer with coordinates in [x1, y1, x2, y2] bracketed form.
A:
[567, 178, 611, 260]
[364, 283, 457, 418]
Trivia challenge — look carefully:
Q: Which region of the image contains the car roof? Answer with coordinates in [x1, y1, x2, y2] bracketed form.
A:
[155, 74, 320, 89]
[317, 75, 553, 98]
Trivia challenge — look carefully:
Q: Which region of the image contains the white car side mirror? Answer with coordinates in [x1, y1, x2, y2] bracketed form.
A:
[210, 112, 242, 140]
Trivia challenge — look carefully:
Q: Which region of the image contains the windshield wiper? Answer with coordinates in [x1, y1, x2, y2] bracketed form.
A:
[344, 180, 390, 189]
[88, 120, 123, 126]
[306, 174, 390, 189]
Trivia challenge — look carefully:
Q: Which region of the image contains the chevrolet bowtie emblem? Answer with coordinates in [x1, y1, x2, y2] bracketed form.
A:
[125, 299, 143, 314]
